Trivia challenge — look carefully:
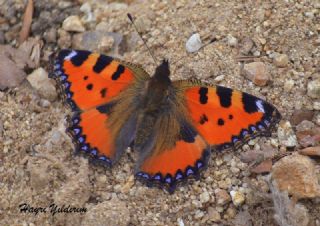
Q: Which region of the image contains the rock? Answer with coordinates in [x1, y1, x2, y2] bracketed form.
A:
[73, 31, 123, 54]
[58, 29, 71, 48]
[240, 37, 254, 55]
[200, 191, 211, 203]
[80, 2, 95, 24]
[291, 110, 314, 125]
[0, 45, 27, 89]
[215, 189, 231, 205]
[296, 120, 315, 132]
[227, 34, 238, 47]
[299, 146, 320, 157]
[230, 190, 245, 206]
[273, 53, 289, 67]
[186, 33, 202, 53]
[27, 68, 57, 101]
[271, 154, 320, 199]
[27, 159, 50, 190]
[307, 78, 320, 99]
[43, 28, 57, 43]
[243, 62, 270, 86]
[277, 121, 297, 147]
[313, 101, 320, 110]
[283, 79, 294, 92]
[250, 159, 273, 174]
[81, 198, 130, 226]
[207, 207, 221, 222]
[62, 15, 85, 32]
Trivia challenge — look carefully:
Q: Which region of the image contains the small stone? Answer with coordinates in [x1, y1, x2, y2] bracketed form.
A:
[27, 68, 57, 101]
[291, 110, 314, 125]
[200, 191, 211, 203]
[215, 189, 231, 205]
[57, 29, 71, 49]
[313, 101, 320, 110]
[207, 207, 221, 222]
[43, 28, 57, 43]
[250, 159, 273, 174]
[186, 33, 202, 53]
[214, 74, 225, 82]
[277, 121, 297, 147]
[296, 120, 315, 132]
[62, 15, 85, 32]
[81, 198, 130, 226]
[243, 62, 270, 86]
[284, 79, 294, 92]
[240, 37, 254, 55]
[299, 146, 320, 157]
[72, 31, 122, 54]
[274, 53, 289, 67]
[230, 190, 245, 206]
[307, 78, 320, 99]
[227, 34, 238, 47]
[272, 154, 320, 199]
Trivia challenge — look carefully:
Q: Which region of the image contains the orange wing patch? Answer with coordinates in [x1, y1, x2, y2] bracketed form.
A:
[51, 49, 135, 111]
[136, 123, 210, 193]
[67, 103, 116, 166]
[183, 85, 281, 150]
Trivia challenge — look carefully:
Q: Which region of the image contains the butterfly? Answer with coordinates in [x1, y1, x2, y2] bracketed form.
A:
[49, 49, 281, 193]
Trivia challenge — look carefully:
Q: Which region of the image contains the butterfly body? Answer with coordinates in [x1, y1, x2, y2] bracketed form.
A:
[50, 49, 281, 193]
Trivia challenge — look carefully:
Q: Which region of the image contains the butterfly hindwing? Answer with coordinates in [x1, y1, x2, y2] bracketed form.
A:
[174, 80, 281, 151]
[135, 119, 210, 193]
[50, 49, 148, 111]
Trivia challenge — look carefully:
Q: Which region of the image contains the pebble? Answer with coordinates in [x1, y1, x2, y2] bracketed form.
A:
[27, 67, 57, 101]
[250, 159, 273, 174]
[43, 28, 57, 43]
[214, 74, 225, 82]
[273, 53, 289, 67]
[57, 29, 71, 48]
[230, 190, 245, 206]
[296, 120, 315, 132]
[277, 121, 297, 147]
[243, 62, 270, 86]
[307, 78, 320, 99]
[299, 146, 320, 157]
[227, 34, 238, 47]
[200, 191, 211, 203]
[186, 33, 202, 53]
[291, 110, 314, 125]
[240, 37, 254, 55]
[271, 154, 320, 199]
[62, 15, 85, 32]
[215, 189, 231, 205]
[207, 207, 221, 222]
[283, 79, 294, 92]
[81, 198, 130, 226]
[313, 101, 320, 110]
[73, 31, 123, 54]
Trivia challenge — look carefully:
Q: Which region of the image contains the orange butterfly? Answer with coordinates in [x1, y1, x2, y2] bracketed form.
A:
[50, 49, 280, 193]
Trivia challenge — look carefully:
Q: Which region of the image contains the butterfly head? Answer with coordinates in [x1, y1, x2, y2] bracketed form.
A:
[152, 59, 171, 86]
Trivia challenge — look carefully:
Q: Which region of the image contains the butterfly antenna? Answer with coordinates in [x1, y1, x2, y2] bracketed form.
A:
[127, 13, 158, 65]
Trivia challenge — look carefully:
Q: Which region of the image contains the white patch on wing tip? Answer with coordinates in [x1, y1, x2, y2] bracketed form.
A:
[64, 50, 77, 60]
[256, 100, 265, 113]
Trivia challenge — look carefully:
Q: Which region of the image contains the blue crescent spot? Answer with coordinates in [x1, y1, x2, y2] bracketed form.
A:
[232, 137, 239, 143]
[66, 93, 72, 98]
[72, 117, 80, 124]
[60, 75, 67, 81]
[90, 149, 98, 156]
[242, 130, 249, 136]
[73, 127, 81, 135]
[175, 172, 183, 180]
[258, 124, 265, 130]
[165, 176, 172, 184]
[81, 144, 89, 151]
[78, 136, 85, 143]
[64, 82, 71, 88]
[264, 119, 270, 126]
[186, 168, 194, 176]
[197, 161, 203, 169]
[153, 174, 161, 181]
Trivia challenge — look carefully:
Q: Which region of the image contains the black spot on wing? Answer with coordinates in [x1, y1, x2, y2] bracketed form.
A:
[70, 50, 91, 66]
[199, 114, 208, 125]
[86, 83, 93, 90]
[180, 122, 197, 143]
[216, 86, 232, 108]
[93, 55, 113, 73]
[199, 87, 208, 104]
[217, 118, 225, 126]
[96, 102, 115, 114]
[111, 65, 125, 80]
[83, 75, 88, 80]
[242, 92, 259, 113]
[100, 88, 107, 98]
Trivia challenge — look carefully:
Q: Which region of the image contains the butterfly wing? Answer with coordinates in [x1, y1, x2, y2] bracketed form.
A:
[134, 100, 211, 193]
[50, 49, 149, 111]
[50, 49, 149, 164]
[173, 80, 281, 151]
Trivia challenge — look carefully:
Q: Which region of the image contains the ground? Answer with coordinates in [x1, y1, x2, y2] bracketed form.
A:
[0, 0, 319, 226]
